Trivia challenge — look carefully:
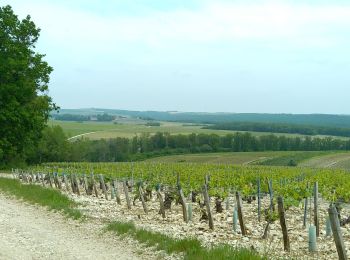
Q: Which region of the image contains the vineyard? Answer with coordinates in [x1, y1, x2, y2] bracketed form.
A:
[16, 163, 350, 259]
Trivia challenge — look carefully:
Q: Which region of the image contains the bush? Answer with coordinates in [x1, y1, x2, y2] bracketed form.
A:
[288, 159, 297, 166]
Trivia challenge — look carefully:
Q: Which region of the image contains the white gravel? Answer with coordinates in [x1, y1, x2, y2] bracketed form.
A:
[0, 193, 154, 260]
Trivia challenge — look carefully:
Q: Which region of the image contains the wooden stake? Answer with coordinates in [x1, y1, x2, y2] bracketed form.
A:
[157, 190, 166, 218]
[235, 191, 247, 235]
[111, 183, 116, 200]
[63, 173, 69, 191]
[139, 186, 148, 214]
[73, 174, 80, 196]
[123, 181, 131, 210]
[41, 173, 45, 187]
[328, 205, 347, 260]
[268, 179, 274, 212]
[48, 173, 53, 188]
[83, 174, 89, 195]
[114, 180, 121, 205]
[314, 182, 319, 237]
[277, 196, 290, 252]
[99, 174, 108, 200]
[90, 173, 98, 197]
[70, 174, 75, 193]
[257, 178, 261, 222]
[54, 173, 62, 189]
[178, 188, 188, 223]
[203, 184, 214, 230]
[303, 197, 308, 228]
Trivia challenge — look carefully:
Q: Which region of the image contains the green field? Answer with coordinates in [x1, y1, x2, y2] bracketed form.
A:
[146, 151, 350, 168]
[49, 120, 342, 140]
[146, 151, 284, 164]
[300, 152, 350, 170]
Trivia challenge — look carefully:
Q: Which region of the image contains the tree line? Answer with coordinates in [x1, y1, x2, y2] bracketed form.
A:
[52, 113, 115, 122]
[205, 122, 350, 138]
[27, 126, 350, 164]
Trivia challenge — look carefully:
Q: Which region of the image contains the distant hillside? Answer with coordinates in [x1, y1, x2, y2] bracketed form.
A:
[205, 122, 350, 138]
[52, 108, 350, 128]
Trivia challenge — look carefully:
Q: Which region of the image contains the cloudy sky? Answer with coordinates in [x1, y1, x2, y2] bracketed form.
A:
[4, 0, 350, 113]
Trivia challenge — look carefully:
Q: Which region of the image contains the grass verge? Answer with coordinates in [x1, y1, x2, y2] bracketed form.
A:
[0, 177, 82, 219]
[106, 221, 265, 260]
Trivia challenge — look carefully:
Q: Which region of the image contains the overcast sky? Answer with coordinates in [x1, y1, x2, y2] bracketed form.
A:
[4, 0, 350, 113]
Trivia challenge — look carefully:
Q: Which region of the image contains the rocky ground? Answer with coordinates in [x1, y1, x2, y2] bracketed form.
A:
[67, 183, 350, 260]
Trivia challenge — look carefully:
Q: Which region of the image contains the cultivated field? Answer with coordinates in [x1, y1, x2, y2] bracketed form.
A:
[146, 151, 348, 167]
[146, 151, 280, 164]
[300, 152, 350, 170]
[23, 162, 350, 260]
[50, 120, 345, 140]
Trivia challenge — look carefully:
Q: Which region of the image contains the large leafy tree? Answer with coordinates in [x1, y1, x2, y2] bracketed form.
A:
[0, 5, 56, 167]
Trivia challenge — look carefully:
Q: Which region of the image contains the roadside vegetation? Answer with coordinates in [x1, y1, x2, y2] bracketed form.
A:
[0, 177, 81, 219]
[106, 221, 265, 260]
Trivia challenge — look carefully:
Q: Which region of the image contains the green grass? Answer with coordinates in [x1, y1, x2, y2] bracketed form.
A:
[0, 177, 82, 219]
[255, 151, 336, 166]
[106, 221, 265, 260]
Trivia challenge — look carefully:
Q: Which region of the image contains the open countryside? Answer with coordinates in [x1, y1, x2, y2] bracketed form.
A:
[2, 2, 350, 260]
[51, 119, 350, 140]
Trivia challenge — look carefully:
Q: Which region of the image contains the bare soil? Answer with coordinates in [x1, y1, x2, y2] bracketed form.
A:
[0, 193, 156, 260]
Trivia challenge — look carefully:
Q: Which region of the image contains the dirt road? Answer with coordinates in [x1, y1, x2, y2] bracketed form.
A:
[0, 193, 147, 260]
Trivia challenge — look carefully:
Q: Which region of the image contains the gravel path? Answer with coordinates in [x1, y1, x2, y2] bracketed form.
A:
[0, 193, 144, 260]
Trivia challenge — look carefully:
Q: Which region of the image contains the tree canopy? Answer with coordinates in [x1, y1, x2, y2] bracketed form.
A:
[0, 5, 56, 167]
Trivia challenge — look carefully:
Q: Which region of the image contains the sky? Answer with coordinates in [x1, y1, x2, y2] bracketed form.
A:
[3, 0, 350, 114]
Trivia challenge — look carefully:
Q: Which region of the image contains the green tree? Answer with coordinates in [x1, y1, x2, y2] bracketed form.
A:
[35, 126, 69, 163]
[0, 5, 56, 167]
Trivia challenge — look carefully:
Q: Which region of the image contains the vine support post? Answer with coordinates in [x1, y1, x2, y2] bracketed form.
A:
[257, 178, 261, 222]
[111, 182, 116, 200]
[268, 179, 274, 212]
[303, 197, 308, 228]
[203, 184, 214, 230]
[114, 180, 121, 204]
[328, 205, 347, 260]
[91, 173, 98, 197]
[48, 173, 53, 188]
[139, 185, 148, 214]
[313, 182, 319, 237]
[73, 174, 80, 196]
[235, 191, 247, 235]
[99, 174, 108, 200]
[123, 181, 131, 210]
[41, 172, 46, 187]
[157, 190, 166, 218]
[83, 174, 89, 195]
[277, 196, 290, 252]
[63, 173, 69, 191]
[178, 187, 188, 223]
[57, 172, 62, 189]
[70, 174, 75, 193]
